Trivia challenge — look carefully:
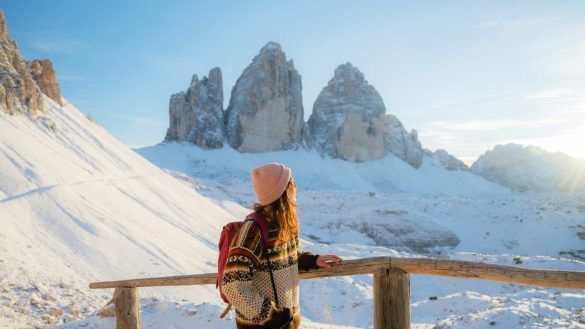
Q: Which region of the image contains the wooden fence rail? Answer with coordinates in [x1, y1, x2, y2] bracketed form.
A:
[89, 256, 585, 329]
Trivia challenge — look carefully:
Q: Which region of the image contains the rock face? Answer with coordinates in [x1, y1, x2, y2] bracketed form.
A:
[308, 62, 424, 166]
[382, 114, 424, 168]
[163, 43, 427, 168]
[0, 11, 44, 115]
[425, 149, 469, 171]
[225, 42, 304, 152]
[308, 63, 386, 162]
[165, 67, 224, 149]
[471, 143, 585, 192]
[27, 59, 62, 105]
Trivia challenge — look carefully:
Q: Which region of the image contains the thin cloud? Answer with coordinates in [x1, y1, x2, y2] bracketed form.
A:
[29, 36, 85, 54]
[525, 89, 572, 100]
[419, 117, 567, 134]
[477, 16, 562, 29]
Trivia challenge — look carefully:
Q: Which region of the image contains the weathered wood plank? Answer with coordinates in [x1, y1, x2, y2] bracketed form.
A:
[89, 256, 585, 291]
[392, 258, 585, 290]
[299, 256, 391, 279]
[90, 272, 217, 289]
[89, 257, 392, 288]
[113, 287, 141, 329]
[374, 268, 410, 329]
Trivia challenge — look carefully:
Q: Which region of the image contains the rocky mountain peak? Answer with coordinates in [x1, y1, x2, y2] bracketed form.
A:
[165, 67, 224, 149]
[27, 59, 62, 105]
[0, 11, 43, 115]
[225, 42, 304, 152]
[383, 114, 424, 168]
[333, 62, 365, 82]
[259, 41, 283, 54]
[0, 10, 62, 115]
[308, 63, 386, 162]
[471, 143, 585, 192]
[0, 10, 9, 42]
[163, 43, 425, 168]
[425, 149, 469, 171]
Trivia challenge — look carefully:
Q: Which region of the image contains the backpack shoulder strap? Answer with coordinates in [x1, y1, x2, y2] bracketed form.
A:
[246, 213, 280, 306]
[246, 212, 270, 243]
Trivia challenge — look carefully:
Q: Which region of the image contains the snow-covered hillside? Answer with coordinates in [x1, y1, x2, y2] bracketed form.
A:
[138, 142, 503, 197]
[0, 98, 244, 327]
[127, 141, 585, 328]
[1, 101, 583, 328]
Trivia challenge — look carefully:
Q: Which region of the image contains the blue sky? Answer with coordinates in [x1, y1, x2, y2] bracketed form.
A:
[3, 1, 584, 163]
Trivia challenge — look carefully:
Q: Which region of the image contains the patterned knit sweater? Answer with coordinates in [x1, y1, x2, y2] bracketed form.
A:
[222, 217, 319, 328]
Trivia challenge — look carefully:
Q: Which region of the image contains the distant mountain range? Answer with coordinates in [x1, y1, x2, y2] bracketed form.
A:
[160, 41, 585, 193]
[472, 143, 585, 192]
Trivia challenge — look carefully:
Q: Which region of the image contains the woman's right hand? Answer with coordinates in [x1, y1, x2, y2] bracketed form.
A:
[316, 254, 343, 268]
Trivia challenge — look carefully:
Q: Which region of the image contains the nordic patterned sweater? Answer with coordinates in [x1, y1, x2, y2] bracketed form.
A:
[221, 217, 320, 328]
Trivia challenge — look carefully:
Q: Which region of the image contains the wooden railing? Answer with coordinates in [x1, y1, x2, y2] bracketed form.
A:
[89, 256, 585, 329]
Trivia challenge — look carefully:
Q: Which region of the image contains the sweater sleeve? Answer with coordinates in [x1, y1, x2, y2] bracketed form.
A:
[221, 222, 272, 322]
[297, 248, 320, 271]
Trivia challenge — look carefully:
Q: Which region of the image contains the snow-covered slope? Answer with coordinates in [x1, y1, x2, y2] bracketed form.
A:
[138, 142, 503, 197]
[2, 100, 583, 329]
[130, 142, 585, 329]
[0, 98, 243, 327]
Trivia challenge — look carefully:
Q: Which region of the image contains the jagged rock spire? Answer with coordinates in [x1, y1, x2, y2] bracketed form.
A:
[165, 67, 224, 149]
[0, 10, 62, 115]
[308, 62, 386, 162]
[224, 41, 304, 152]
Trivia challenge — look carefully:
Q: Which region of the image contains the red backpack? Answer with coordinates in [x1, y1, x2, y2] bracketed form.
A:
[217, 212, 270, 318]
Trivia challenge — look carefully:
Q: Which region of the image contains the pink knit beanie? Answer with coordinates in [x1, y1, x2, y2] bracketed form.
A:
[251, 163, 292, 206]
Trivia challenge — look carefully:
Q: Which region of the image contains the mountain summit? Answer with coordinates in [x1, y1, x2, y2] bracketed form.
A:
[164, 43, 426, 167]
[0, 11, 61, 115]
[225, 41, 305, 152]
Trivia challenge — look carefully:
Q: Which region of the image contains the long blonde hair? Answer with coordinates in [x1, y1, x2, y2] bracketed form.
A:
[253, 177, 299, 243]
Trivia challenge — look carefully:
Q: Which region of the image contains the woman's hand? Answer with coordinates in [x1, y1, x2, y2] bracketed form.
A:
[316, 255, 343, 268]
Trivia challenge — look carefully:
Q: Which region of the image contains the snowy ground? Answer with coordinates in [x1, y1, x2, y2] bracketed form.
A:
[130, 143, 584, 328]
[1, 102, 584, 328]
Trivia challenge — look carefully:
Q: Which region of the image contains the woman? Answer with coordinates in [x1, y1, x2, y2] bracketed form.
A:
[222, 163, 343, 328]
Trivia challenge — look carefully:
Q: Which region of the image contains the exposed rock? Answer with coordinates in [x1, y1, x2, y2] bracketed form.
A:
[225, 42, 304, 152]
[30, 293, 43, 305]
[0, 10, 44, 115]
[165, 67, 224, 149]
[48, 308, 63, 317]
[308, 63, 386, 162]
[382, 114, 424, 168]
[39, 116, 58, 133]
[354, 215, 460, 252]
[27, 59, 62, 105]
[471, 143, 585, 192]
[425, 149, 469, 171]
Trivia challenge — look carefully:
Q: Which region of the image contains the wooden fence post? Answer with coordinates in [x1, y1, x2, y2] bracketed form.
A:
[374, 268, 410, 329]
[114, 287, 141, 329]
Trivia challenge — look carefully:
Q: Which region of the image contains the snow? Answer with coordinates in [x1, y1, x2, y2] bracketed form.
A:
[0, 98, 238, 328]
[134, 142, 584, 328]
[1, 98, 584, 328]
[138, 142, 503, 197]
